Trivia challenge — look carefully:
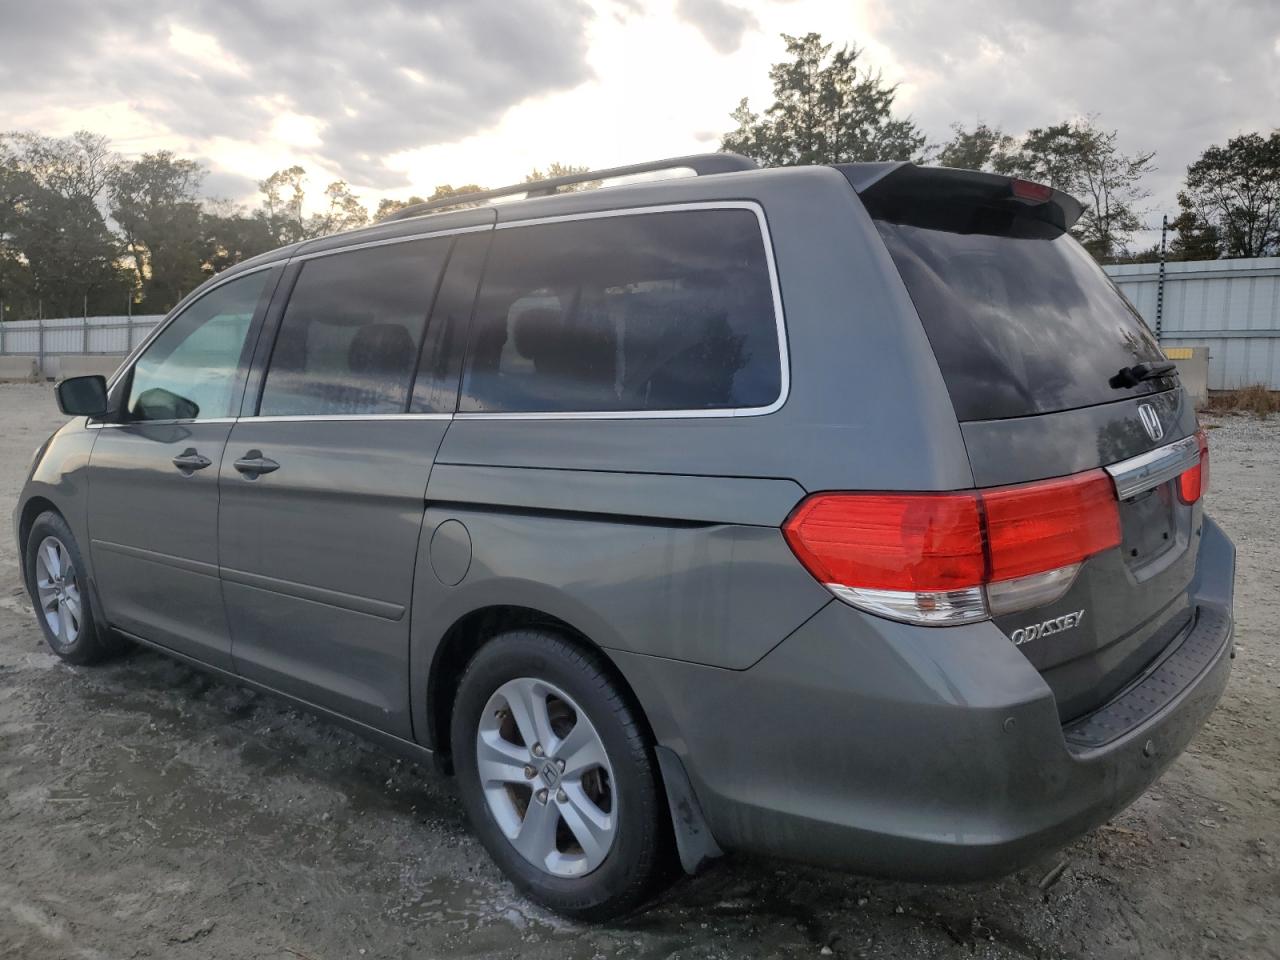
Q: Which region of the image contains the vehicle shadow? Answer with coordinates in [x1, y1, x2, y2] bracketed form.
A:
[60, 641, 1079, 957]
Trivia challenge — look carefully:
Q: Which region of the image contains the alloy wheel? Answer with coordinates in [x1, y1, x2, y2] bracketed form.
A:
[34, 536, 81, 648]
[476, 677, 617, 877]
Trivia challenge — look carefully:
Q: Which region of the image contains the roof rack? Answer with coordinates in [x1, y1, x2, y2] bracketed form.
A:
[378, 153, 759, 223]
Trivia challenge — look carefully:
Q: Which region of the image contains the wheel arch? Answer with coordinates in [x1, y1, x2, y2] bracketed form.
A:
[425, 601, 722, 874]
[425, 604, 654, 772]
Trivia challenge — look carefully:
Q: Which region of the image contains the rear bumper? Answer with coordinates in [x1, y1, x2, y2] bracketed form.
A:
[616, 517, 1235, 880]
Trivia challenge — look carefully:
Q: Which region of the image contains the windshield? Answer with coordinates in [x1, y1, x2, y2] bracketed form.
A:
[876, 218, 1167, 422]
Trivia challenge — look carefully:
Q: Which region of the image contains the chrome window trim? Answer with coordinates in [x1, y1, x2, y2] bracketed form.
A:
[1105, 434, 1201, 500]
[87, 417, 239, 430]
[248, 413, 453, 423]
[291, 222, 492, 262]
[457, 200, 790, 421]
[102, 203, 791, 427]
[104, 262, 278, 393]
[87, 414, 453, 429]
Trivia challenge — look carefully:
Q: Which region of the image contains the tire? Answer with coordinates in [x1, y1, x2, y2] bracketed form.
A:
[24, 511, 122, 665]
[451, 628, 671, 919]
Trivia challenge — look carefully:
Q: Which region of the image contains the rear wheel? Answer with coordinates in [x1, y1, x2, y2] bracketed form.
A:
[24, 511, 121, 664]
[451, 629, 670, 919]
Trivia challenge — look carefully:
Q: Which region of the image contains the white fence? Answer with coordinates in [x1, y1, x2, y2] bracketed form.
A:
[0, 315, 163, 374]
[1105, 257, 1280, 391]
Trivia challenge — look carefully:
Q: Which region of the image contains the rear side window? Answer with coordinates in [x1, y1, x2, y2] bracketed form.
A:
[875, 218, 1165, 422]
[259, 239, 449, 416]
[459, 208, 781, 413]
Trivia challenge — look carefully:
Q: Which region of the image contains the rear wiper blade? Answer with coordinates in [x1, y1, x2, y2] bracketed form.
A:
[1109, 361, 1178, 389]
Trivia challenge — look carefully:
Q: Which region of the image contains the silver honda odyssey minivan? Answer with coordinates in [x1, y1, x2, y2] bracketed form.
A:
[16, 154, 1234, 918]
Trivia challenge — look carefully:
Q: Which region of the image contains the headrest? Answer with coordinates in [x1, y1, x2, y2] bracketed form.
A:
[348, 323, 416, 375]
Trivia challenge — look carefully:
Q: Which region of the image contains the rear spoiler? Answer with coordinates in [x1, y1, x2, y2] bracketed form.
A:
[836, 162, 1085, 233]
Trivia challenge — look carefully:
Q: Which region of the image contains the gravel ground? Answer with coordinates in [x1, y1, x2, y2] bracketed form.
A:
[0, 380, 1277, 960]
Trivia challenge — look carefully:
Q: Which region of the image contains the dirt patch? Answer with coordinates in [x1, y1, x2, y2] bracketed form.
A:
[0, 382, 1277, 959]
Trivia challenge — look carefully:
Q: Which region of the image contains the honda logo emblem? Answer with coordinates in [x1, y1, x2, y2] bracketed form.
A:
[1138, 403, 1164, 442]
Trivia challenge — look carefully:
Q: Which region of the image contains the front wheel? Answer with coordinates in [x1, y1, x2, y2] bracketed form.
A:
[24, 511, 122, 664]
[451, 629, 672, 919]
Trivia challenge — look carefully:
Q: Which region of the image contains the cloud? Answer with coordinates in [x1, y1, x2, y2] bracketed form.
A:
[0, 0, 595, 189]
[871, 0, 1280, 230]
[676, 0, 759, 54]
[199, 168, 261, 206]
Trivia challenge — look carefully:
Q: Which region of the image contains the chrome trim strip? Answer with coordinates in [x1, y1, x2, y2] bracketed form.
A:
[454, 407, 765, 421]
[291, 222, 493, 262]
[90, 414, 453, 427]
[464, 201, 790, 421]
[87, 417, 238, 429]
[247, 413, 452, 423]
[1106, 434, 1201, 499]
[104, 262, 278, 392]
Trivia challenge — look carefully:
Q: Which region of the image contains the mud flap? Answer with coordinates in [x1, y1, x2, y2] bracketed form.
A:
[655, 744, 723, 874]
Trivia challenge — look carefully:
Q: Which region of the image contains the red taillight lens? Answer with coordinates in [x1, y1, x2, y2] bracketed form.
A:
[782, 493, 985, 592]
[782, 469, 1123, 624]
[1178, 429, 1210, 504]
[1011, 178, 1054, 203]
[983, 470, 1121, 581]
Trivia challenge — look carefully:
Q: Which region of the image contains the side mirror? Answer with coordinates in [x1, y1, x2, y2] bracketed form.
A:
[55, 375, 108, 417]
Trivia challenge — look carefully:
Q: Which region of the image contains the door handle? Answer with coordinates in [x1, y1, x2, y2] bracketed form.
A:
[233, 450, 280, 479]
[171, 449, 212, 475]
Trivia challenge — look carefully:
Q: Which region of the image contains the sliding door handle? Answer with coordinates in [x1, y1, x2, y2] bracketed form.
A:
[233, 451, 280, 479]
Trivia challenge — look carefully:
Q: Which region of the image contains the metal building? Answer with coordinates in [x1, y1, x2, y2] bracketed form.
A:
[1105, 257, 1280, 390]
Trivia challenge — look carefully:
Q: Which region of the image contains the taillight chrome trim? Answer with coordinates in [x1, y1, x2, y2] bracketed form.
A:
[1105, 434, 1201, 500]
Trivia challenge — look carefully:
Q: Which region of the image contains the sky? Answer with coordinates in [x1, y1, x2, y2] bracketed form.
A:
[2, 0, 1278, 241]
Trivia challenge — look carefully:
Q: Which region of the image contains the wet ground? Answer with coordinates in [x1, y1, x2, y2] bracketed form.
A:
[1, 381, 1277, 959]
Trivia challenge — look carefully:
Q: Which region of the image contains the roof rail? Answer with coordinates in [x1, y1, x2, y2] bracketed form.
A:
[378, 153, 759, 223]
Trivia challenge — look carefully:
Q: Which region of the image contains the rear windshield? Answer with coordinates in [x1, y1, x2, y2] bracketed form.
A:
[875, 218, 1166, 422]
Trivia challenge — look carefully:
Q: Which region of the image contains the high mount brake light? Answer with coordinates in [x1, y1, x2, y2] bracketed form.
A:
[1178, 429, 1210, 504]
[782, 470, 1122, 626]
[1010, 178, 1054, 203]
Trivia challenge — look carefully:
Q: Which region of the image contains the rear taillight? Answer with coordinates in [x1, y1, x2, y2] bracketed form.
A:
[1178, 429, 1210, 504]
[782, 470, 1121, 626]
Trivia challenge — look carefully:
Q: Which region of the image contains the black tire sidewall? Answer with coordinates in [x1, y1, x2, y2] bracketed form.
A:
[25, 512, 102, 664]
[451, 629, 665, 918]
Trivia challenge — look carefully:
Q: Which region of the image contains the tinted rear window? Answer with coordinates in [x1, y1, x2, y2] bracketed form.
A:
[260, 239, 449, 416]
[459, 208, 781, 413]
[875, 218, 1166, 422]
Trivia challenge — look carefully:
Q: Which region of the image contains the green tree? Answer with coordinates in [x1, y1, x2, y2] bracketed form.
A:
[0, 131, 129, 316]
[199, 199, 276, 275]
[1176, 132, 1280, 259]
[525, 162, 599, 192]
[428, 183, 486, 201]
[109, 151, 207, 311]
[256, 165, 308, 244]
[721, 33, 927, 166]
[375, 195, 426, 219]
[937, 122, 1014, 172]
[255, 167, 371, 243]
[1168, 209, 1222, 261]
[307, 180, 369, 236]
[0, 145, 39, 318]
[1002, 118, 1155, 260]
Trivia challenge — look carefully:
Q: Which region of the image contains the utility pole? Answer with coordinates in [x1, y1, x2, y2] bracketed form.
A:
[1155, 214, 1168, 341]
